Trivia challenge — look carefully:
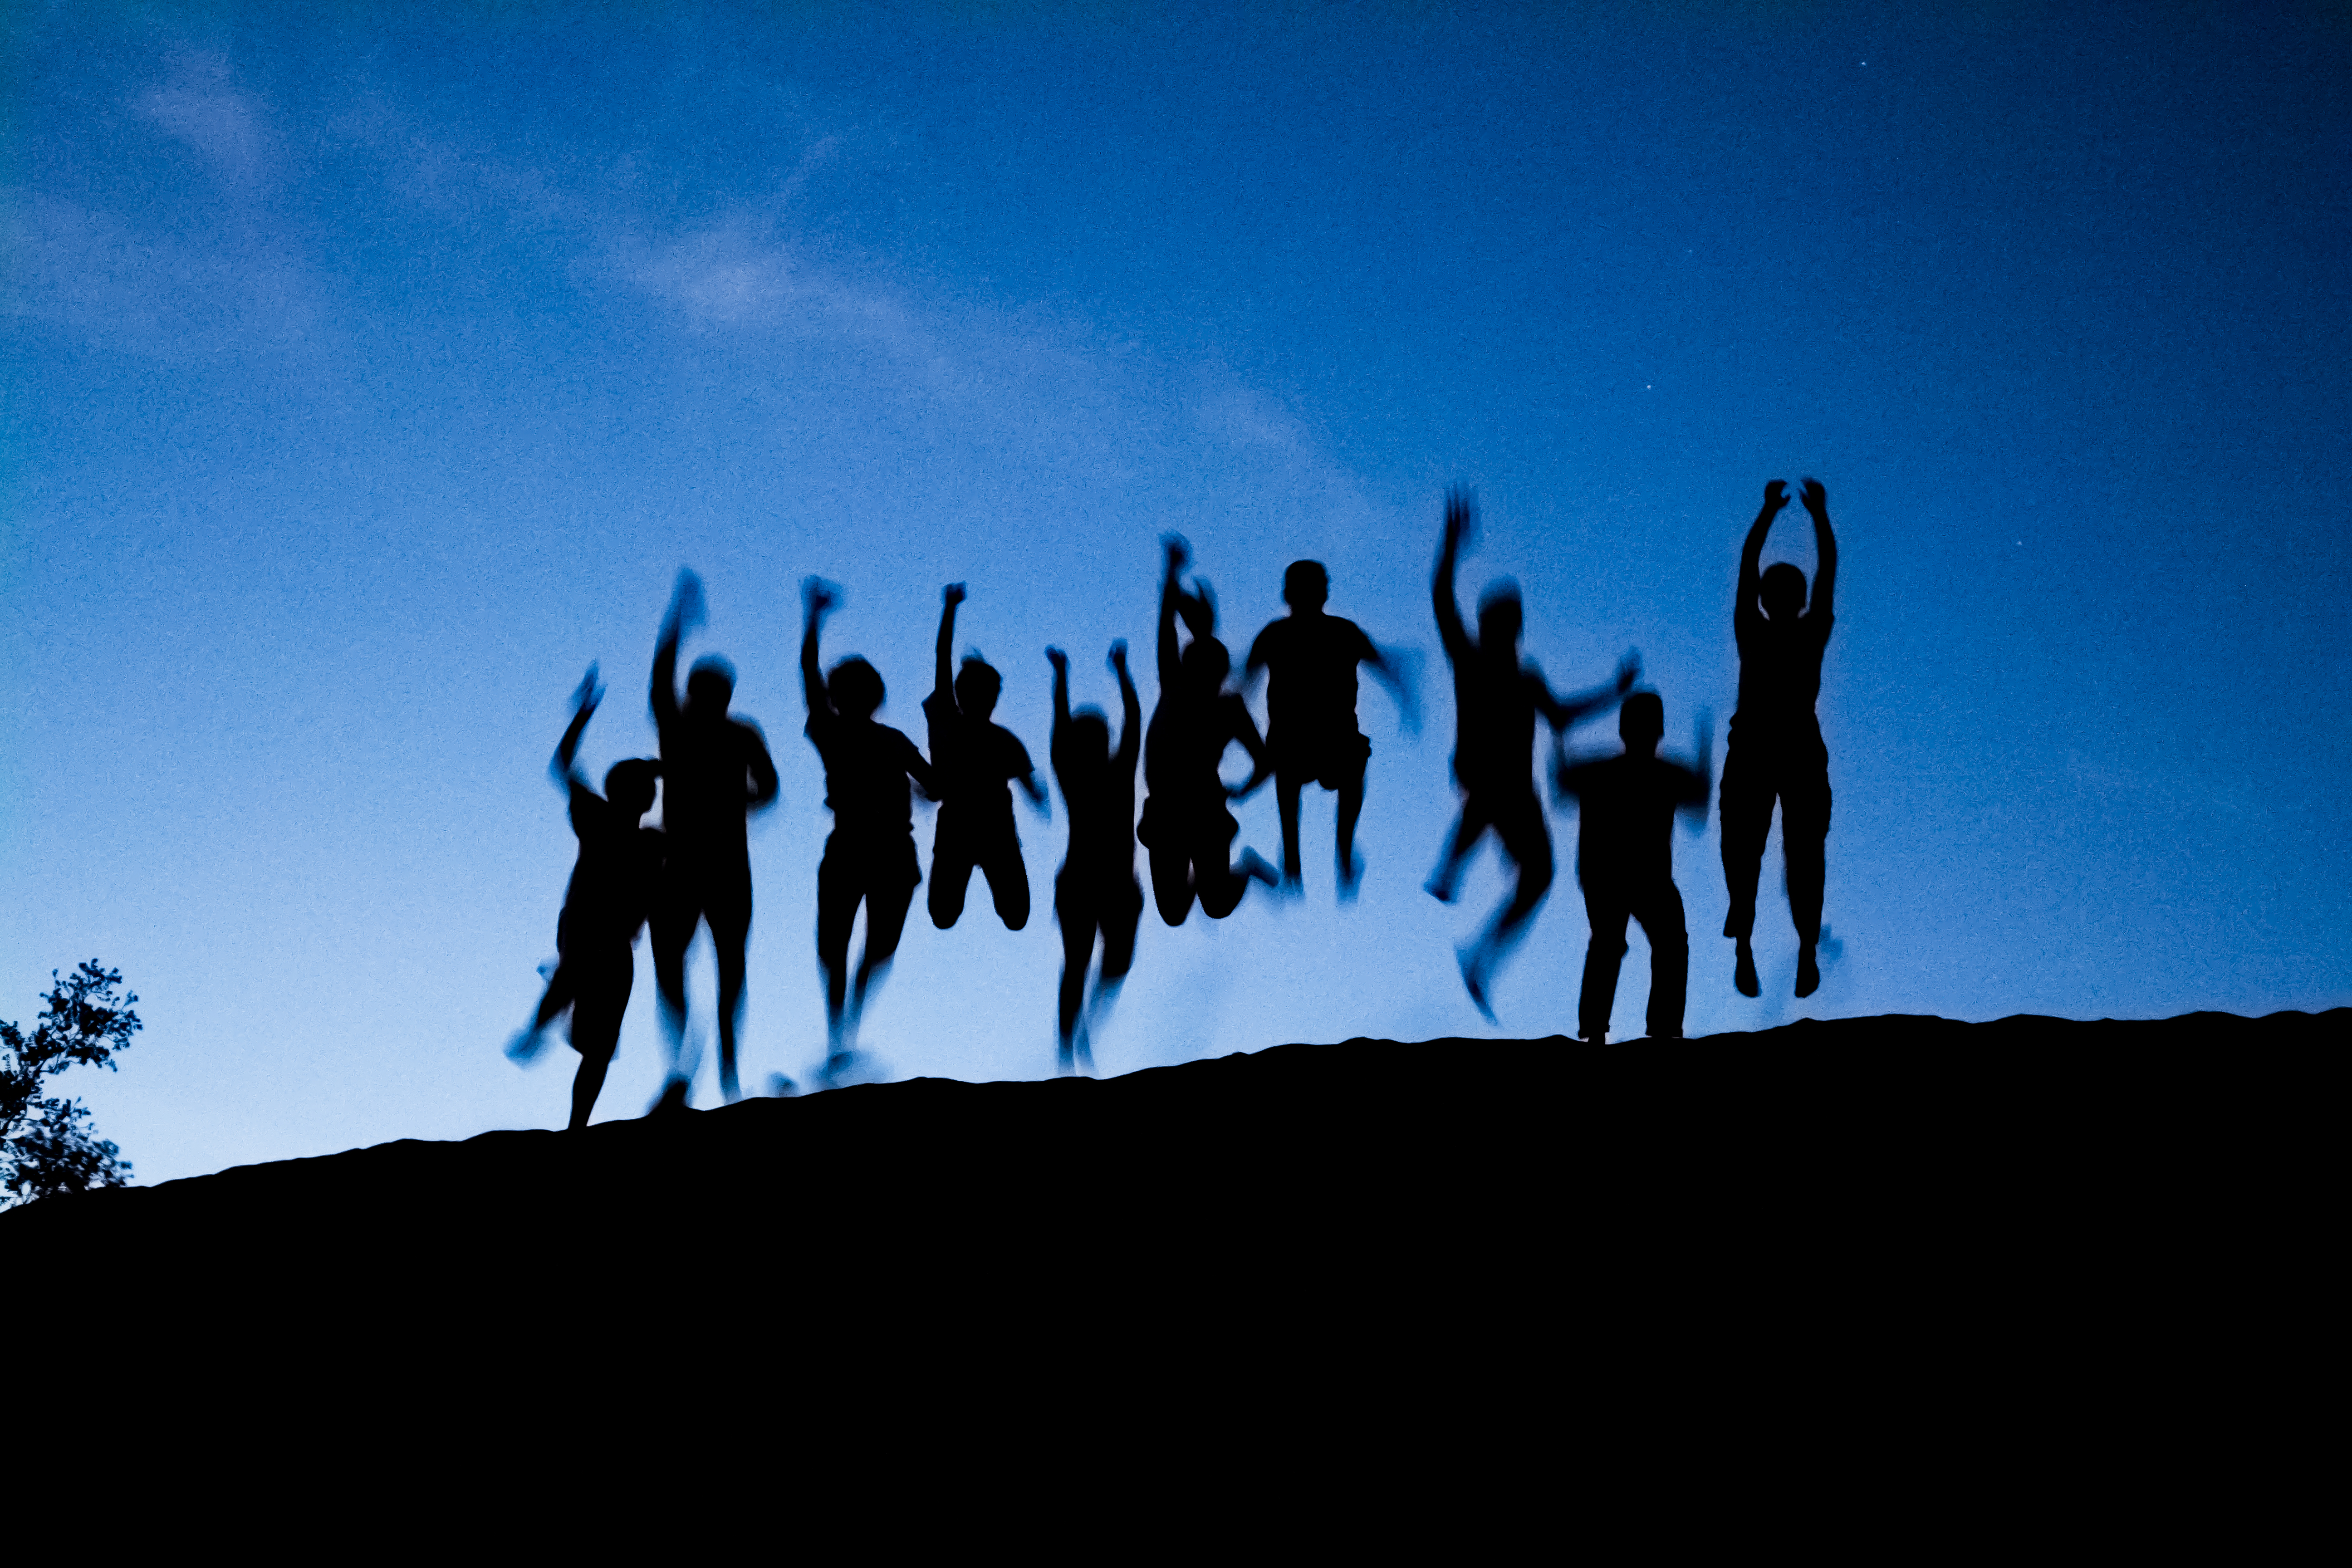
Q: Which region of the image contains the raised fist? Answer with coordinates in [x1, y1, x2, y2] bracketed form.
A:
[1799, 478, 1827, 515]
[943, 583, 967, 606]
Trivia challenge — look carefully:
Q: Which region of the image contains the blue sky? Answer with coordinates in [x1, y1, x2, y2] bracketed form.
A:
[6, 1, 2347, 1184]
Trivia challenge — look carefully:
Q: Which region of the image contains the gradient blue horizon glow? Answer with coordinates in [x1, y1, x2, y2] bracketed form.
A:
[6, 2, 2347, 1186]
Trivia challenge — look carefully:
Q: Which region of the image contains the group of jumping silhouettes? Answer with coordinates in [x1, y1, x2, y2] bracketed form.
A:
[508, 481, 1838, 1127]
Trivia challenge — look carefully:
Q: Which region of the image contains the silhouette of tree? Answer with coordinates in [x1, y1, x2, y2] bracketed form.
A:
[1, 961, 142, 1206]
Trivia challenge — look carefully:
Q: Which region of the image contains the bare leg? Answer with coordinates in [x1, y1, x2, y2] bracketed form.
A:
[1426, 800, 1486, 903]
[1058, 908, 1094, 1072]
[1336, 774, 1366, 901]
[1277, 776, 1306, 888]
[569, 1051, 613, 1130]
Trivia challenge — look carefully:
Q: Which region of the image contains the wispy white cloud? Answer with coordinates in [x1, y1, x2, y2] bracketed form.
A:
[134, 54, 273, 190]
[2, 191, 327, 359]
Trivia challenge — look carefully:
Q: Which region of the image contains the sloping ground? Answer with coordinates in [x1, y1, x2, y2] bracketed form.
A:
[16, 1012, 2338, 1274]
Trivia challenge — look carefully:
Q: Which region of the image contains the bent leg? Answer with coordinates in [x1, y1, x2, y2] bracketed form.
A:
[566, 949, 632, 1129]
[928, 833, 975, 930]
[1426, 797, 1488, 902]
[650, 880, 698, 1059]
[981, 841, 1031, 931]
[1150, 836, 1196, 926]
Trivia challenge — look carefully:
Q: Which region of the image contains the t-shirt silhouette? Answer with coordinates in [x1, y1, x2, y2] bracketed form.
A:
[1248, 614, 1377, 754]
[562, 784, 664, 949]
[1555, 752, 1708, 890]
[805, 709, 931, 838]
[1732, 603, 1833, 744]
[923, 692, 1034, 841]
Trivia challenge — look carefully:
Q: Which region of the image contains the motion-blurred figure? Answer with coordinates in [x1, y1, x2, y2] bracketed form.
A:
[508, 665, 665, 1129]
[926, 584, 1047, 932]
[1047, 641, 1144, 1075]
[1427, 489, 1637, 1019]
[1721, 479, 1838, 1000]
[1555, 692, 1712, 1042]
[803, 578, 941, 1071]
[1141, 536, 1279, 925]
[1243, 560, 1416, 901]
[650, 571, 779, 1108]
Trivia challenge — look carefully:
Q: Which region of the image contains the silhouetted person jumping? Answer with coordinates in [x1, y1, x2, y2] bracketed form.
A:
[650, 570, 779, 1108]
[803, 578, 941, 1070]
[1141, 536, 1279, 926]
[1427, 489, 1638, 1019]
[508, 666, 665, 1129]
[1047, 640, 1143, 1075]
[1244, 560, 1416, 900]
[926, 584, 1047, 933]
[1721, 479, 1838, 1000]
[1556, 691, 1711, 1042]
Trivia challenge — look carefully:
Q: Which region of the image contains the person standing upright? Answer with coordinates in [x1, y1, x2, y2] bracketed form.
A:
[649, 570, 779, 1107]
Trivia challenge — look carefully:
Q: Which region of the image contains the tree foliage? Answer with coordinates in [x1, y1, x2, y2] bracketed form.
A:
[1, 961, 142, 1207]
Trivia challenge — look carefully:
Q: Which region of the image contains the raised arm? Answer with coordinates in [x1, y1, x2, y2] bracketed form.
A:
[551, 664, 602, 791]
[1158, 535, 1189, 691]
[1433, 488, 1474, 662]
[653, 570, 704, 730]
[801, 577, 837, 718]
[936, 583, 965, 706]
[1534, 651, 1642, 732]
[1048, 646, 1072, 738]
[1737, 482, 1790, 628]
[1801, 478, 1837, 622]
[1112, 640, 1140, 771]
[1364, 636, 1423, 735]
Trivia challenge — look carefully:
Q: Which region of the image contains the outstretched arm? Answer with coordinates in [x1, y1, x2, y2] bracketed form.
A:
[936, 583, 964, 706]
[1434, 488, 1475, 662]
[801, 578, 837, 718]
[1534, 651, 1642, 732]
[1364, 638, 1423, 735]
[1112, 640, 1140, 772]
[1048, 646, 1072, 739]
[1159, 535, 1189, 691]
[1801, 478, 1837, 622]
[1737, 482, 1789, 629]
[653, 570, 703, 731]
[551, 664, 601, 791]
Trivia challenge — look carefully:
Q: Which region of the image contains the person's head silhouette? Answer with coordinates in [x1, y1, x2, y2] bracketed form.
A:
[1618, 691, 1665, 755]
[1476, 581, 1523, 652]
[954, 655, 1002, 721]
[1064, 708, 1110, 774]
[1283, 560, 1330, 615]
[1182, 635, 1230, 697]
[686, 655, 736, 717]
[1759, 562, 1808, 622]
[829, 657, 884, 720]
[606, 759, 660, 818]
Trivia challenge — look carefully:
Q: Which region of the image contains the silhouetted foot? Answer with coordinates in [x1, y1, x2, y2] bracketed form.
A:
[766, 1073, 799, 1098]
[1795, 947, 1820, 998]
[1337, 850, 1365, 904]
[648, 1078, 691, 1116]
[720, 1069, 742, 1105]
[1425, 876, 1456, 904]
[504, 1028, 545, 1064]
[1458, 948, 1498, 1024]
[1239, 848, 1281, 887]
[1734, 939, 1759, 998]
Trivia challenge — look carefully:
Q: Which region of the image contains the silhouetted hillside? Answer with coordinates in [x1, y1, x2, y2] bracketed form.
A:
[16, 1013, 2337, 1289]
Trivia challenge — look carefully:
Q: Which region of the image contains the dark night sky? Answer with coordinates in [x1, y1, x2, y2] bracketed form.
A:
[5, 1, 2346, 1183]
